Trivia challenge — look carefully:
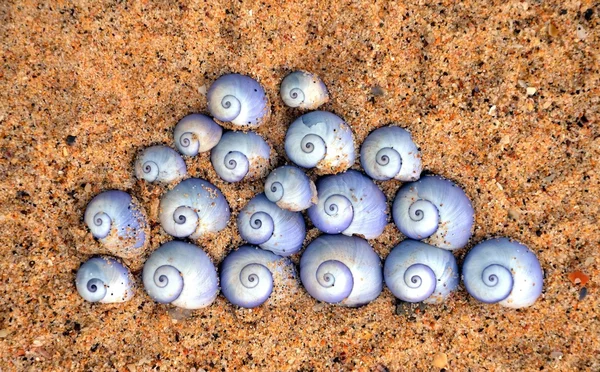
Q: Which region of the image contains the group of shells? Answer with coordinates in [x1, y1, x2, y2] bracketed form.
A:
[77, 71, 543, 311]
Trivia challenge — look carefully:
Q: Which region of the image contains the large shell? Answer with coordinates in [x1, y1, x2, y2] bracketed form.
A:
[462, 238, 543, 308]
[300, 234, 383, 307]
[134, 145, 187, 183]
[384, 240, 459, 304]
[142, 241, 219, 309]
[360, 126, 422, 181]
[210, 131, 271, 183]
[75, 256, 135, 303]
[220, 245, 297, 308]
[392, 175, 474, 250]
[84, 190, 148, 258]
[173, 113, 223, 156]
[207, 73, 269, 128]
[284, 111, 355, 174]
[159, 178, 230, 239]
[264, 165, 317, 212]
[237, 193, 306, 256]
[280, 71, 329, 110]
[307, 170, 387, 240]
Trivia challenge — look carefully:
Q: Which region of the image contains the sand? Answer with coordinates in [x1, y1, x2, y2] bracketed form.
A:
[0, 0, 598, 370]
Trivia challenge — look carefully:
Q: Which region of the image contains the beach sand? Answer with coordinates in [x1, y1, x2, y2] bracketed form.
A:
[0, 0, 598, 370]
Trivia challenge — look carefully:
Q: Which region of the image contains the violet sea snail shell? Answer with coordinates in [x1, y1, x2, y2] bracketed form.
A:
[210, 131, 271, 183]
[462, 238, 543, 308]
[134, 145, 187, 183]
[280, 71, 329, 110]
[264, 165, 317, 212]
[142, 241, 219, 309]
[173, 113, 223, 156]
[75, 256, 135, 303]
[300, 234, 383, 307]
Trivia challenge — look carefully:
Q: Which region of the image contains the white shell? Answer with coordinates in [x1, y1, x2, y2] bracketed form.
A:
[264, 165, 317, 212]
[210, 131, 271, 183]
[75, 257, 135, 303]
[280, 71, 329, 109]
[134, 145, 187, 183]
[173, 114, 223, 156]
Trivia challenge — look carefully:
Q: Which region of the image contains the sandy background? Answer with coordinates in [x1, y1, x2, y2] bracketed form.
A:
[1, 0, 599, 370]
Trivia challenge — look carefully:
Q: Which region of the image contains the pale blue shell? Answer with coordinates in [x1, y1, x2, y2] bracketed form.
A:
[462, 238, 543, 308]
[264, 165, 317, 212]
[207, 73, 269, 128]
[173, 114, 223, 156]
[300, 234, 383, 307]
[220, 245, 296, 308]
[84, 190, 148, 258]
[307, 170, 387, 240]
[280, 71, 329, 110]
[284, 111, 355, 174]
[384, 240, 459, 304]
[210, 131, 271, 183]
[142, 241, 219, 309]
[159, 178, 230, 239]
[134, 145, 187, 183]
[237, 193, 306, 256]
[360, 126, 422, 181]
[392, 175, 474, 250]
[75, 257, 135, 303]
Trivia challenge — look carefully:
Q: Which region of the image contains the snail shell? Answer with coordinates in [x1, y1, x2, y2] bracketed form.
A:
[280, 71, 329, 110]
[384, 240, 459, 304]
[210, 131, 271, 183]
[220, 245, 297, 308]
[84, 190, 148, 258]
[392, 175, 474, 250]
[462, 238, 543, 308]
[134, 145, 187, 183]
[300, 234, 383, 307]
[264, 165, 317, 212]
[159, 178, 230, 239]
[75, 256, 135, 303]
[360, 125, 422, 181]
[142, 241, 219, 309]
[284, 111, 355, 174]
[173, 113, 223, 156]
[237, 193, 306, 256]
[207, 73, 269, 128]
[307, 170, 387, 239]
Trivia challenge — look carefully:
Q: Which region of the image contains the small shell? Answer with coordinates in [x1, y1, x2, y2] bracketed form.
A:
[300, 234, 383, 307]
[284, 111, 355, 174]
[220, 245, 297, 308]
[142, 241, 219, 309]
[237, 193, 306, 256]
[392, 175, 474, 250]
[264, 165, 317, 212]
[134, 145, 187, 183]
[84, 190, 148, 258]
[75, 256, 135, 303]
[384, 240, 459, 304]
[462, 238, 543, 308]
[207, 73, 269, 128]
[210, 131, 271, 183]
[159, 178, 230, 239]
[360, 126, 422, 181]
[307, 170, 387, 239]
[280, 71, 329, 110]
[173, 113, 223, 156]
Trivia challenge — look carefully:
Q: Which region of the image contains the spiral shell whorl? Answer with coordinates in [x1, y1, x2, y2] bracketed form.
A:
[142, 241, 219, 309]
[75, 257, 135, 303]
[308, 170, 387, 239]
[300, 235, 383, 307]
[360, 126, 422, 181]
[462, 238, 543, 308]
[134, 145, 187, 183]
[207, 73, 268, 128]
[174, 114, 223, 156]
[384, 240, 459, 304]
[159, 178, 230, 239]
[264, 166, 317, 212]
[237, 193, 305, 256]
[211, 131, 271, 183]
[280, 71, 329, 110]
[392, 175, 474, 250]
